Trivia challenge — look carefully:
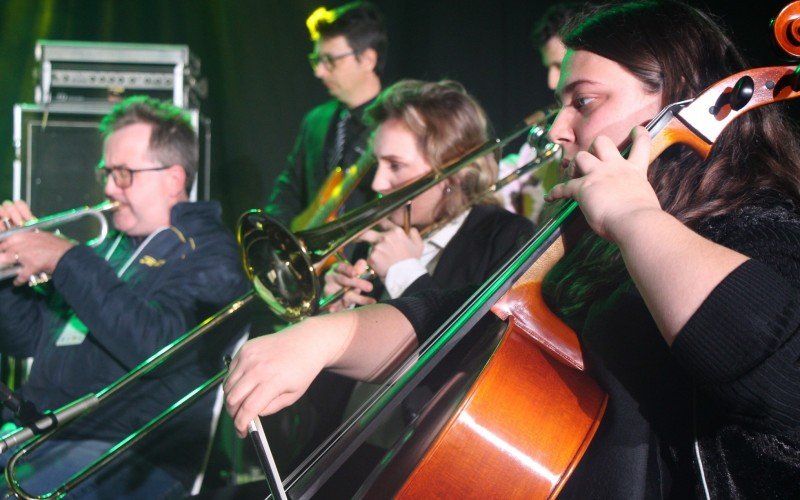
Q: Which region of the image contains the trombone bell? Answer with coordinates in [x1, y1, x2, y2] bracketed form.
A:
[238, 210, 321, 322]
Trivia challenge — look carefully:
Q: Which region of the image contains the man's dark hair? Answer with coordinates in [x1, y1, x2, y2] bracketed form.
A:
[100, 96, 197, 194]
[531, 2, 586, 47]
[311, 2, 388, 76]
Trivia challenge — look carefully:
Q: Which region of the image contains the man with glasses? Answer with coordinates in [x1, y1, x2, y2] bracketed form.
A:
[0, 96, 249, 498]
[264, 1, 387, 226]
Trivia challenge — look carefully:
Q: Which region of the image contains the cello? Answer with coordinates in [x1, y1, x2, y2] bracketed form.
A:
[259, 2, 800, 497]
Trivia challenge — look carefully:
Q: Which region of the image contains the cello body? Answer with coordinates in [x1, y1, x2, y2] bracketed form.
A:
[361, 234, 608, 499]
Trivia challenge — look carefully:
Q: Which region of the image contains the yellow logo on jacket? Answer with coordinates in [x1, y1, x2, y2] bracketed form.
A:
[140, 255, 166, 267]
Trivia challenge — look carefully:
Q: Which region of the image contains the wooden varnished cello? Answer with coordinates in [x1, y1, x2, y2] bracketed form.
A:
[262, 3, 800, 497]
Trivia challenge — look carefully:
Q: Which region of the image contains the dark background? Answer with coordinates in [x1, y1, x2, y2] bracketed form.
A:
[0, 0, 796, 490]
[0, 0, 795, 228]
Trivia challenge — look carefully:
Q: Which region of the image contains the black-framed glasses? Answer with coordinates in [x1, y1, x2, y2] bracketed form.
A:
[95, 163, 172, 188]
[307, 50, 358, 71]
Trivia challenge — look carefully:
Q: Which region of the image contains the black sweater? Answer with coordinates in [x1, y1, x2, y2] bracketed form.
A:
[390, 193, 800, 498]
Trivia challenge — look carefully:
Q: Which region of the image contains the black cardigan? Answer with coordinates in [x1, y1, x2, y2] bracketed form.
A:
[395, 203, 536, 297]
[390, 193, 800, 498]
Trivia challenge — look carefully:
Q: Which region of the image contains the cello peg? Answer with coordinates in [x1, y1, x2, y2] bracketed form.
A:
[730, 76, 754, 111]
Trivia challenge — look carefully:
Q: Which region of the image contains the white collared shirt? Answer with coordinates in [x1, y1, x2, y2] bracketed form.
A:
[383, 208, 472, 298]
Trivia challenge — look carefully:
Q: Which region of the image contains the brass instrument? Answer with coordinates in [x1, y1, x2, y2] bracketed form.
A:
[240, 110, 560, 322]
[0, 200, 118, 283]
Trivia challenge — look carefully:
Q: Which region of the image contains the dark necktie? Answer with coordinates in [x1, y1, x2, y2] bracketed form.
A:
[329, 108, 350, 171]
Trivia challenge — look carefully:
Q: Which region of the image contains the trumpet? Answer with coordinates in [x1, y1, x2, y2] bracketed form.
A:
[0, 200, 118, 283]
[239, 110, 561, 323]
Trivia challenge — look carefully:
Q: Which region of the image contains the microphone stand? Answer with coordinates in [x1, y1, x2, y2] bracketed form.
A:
[0, 382, 45, 428]
[0, 390, 97, 454]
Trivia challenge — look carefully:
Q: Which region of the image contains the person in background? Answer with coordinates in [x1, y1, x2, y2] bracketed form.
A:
[265, 1, 387, 228]
[498, 2, 587, 222]
[324, 79, 534, 311]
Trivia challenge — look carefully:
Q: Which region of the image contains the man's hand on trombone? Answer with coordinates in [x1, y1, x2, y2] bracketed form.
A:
[0, 199, 75, 286]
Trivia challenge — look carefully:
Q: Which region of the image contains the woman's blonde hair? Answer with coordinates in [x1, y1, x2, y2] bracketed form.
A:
[365, 79, 499, 221]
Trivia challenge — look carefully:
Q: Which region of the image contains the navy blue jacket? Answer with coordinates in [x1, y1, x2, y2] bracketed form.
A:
[0, 201, 250, 488]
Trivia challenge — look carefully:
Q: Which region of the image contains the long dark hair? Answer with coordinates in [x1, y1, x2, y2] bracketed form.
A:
[546, 0, 800, 321]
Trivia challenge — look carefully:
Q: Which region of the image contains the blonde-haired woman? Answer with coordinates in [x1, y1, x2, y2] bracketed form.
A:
[325, 79, 534, 308]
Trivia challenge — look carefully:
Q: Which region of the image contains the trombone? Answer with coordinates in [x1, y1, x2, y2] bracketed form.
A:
[0, 110, 558, 498]
[239, 109, 561, 322]
[0, 200, 118, 283]
[1, 291, 255, 499]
